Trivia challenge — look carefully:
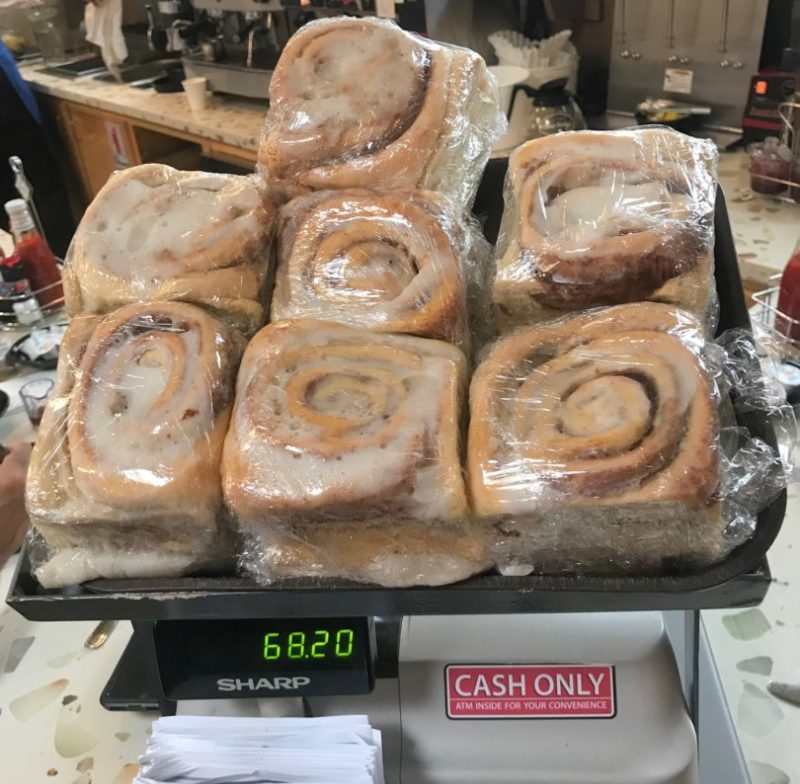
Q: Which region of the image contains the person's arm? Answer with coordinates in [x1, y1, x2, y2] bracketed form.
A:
[0, 441, 32, 567]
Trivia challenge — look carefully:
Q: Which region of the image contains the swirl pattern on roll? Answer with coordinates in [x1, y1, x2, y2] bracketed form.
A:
[223, 319, 467, 522]
[257, 16, 502, 207]
[493, 128, 717, 329]
[222, 319, 487, 586]
[27, 302, 239, 554]
[64, 164, 275, 334]
[468, 303, 722, 570]
[271, 189, 467, 345]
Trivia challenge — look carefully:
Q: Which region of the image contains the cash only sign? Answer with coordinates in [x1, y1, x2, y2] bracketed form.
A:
[445, 664, 616, 719]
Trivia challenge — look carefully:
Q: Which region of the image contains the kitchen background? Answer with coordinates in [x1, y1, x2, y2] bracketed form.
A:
[0, 1, 799, 783]
[0, 1, 797, 217]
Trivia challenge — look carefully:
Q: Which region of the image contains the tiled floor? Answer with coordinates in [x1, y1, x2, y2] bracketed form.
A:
[704, 488, 800, 784]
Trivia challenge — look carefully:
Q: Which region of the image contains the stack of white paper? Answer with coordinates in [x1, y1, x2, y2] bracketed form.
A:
[134, 715, 384, 784]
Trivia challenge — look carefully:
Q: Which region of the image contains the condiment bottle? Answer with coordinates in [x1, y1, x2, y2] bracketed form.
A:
[1, 252, 32, 289]
[4, 199, 63, 307]
[777, 241, 800, 341]
[0, 252, 41, 325]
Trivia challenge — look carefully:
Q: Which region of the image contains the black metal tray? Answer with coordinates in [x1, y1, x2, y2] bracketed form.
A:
[6, 184, 787, 621]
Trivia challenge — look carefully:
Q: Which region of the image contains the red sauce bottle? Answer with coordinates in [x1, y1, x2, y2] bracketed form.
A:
[777, 244, 800, 342]
[4, 199, 63, 308]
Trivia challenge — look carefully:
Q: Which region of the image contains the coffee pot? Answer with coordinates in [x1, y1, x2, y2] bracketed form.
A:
[511, 77, 586, 140]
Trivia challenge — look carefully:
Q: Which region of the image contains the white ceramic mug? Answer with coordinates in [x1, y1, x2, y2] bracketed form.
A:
[488, 65, 531, 154]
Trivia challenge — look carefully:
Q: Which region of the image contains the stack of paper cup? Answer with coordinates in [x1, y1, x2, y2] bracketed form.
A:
[489, 29, 578, 93]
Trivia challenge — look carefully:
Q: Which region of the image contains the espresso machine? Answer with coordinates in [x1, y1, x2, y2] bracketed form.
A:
[183, 0, 418, 101]
[183, 0, 518, 101]
[182, 0, 295, 100]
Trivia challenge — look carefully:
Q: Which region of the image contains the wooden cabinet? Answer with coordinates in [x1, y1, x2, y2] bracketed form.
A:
[55, 102, 217, 206]
[58, 103, 141, 201]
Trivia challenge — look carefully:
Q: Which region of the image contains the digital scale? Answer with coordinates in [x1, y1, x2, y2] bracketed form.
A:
[183, 613, 706, 784]
[154, 617, 376, 700]
[4, 174, 787, 784]
[22, 608, 756, 784]
[6, 553, 780, 784]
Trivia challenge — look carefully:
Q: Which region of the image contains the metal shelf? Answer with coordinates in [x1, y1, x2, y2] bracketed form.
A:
[6, 551, 775, 621]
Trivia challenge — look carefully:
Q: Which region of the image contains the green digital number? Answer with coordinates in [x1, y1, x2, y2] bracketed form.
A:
[287, 631, 306, 659]
[335, 628, 354, 658]
[311, 629, 330, 658]
[263, 632, 280, 660]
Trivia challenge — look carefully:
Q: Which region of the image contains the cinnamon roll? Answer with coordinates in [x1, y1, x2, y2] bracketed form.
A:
[493, 128, 718, 330]
[271, 189, 470, 346]
[222, 319, 487, 586]
[467, 303, 723, 573]
[258, 16, 502, 208]
[64, 164, 275, 335]
[27, 302, 242, 587]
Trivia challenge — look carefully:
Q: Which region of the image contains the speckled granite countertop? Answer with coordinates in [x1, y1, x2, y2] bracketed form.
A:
[20, 62, 266, 152]
[0, 555, 151, 784]
[15, 68, 800, 281]
[718, 151, 800, 286]
[703, 488, 800, 784]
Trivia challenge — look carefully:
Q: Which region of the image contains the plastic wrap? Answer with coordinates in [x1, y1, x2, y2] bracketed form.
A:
[716, 327, 799, 488]
[271, 188, 490, 350]
[63, 164, 275, 336]
[26, 301, 242, 588]
[223, 319, 489, 587]
[466, 302, 778, 575]
[492, 127, 719, 332]
[257, 16, 505, 209]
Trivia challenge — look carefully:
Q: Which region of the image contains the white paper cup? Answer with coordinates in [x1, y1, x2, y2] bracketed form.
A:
[488, 65, 530, 153]
[182, 77, 208, 113]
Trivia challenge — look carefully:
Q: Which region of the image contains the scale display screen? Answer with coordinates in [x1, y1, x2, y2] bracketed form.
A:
[154, 618, 374, 700]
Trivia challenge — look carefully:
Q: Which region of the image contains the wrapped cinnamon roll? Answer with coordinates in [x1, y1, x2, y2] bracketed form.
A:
[467, 303, 724, 574]
[272, 189, 480, 347]
[493, 128, 718, 331]
[222, 319, 488, 586]
[27, 302, 242, 588]
[64, 164, 275, 335]
[258, 16, 503, 208]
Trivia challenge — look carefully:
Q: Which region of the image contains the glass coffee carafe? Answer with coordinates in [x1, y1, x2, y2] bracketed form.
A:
[26, 0, 66, 63]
